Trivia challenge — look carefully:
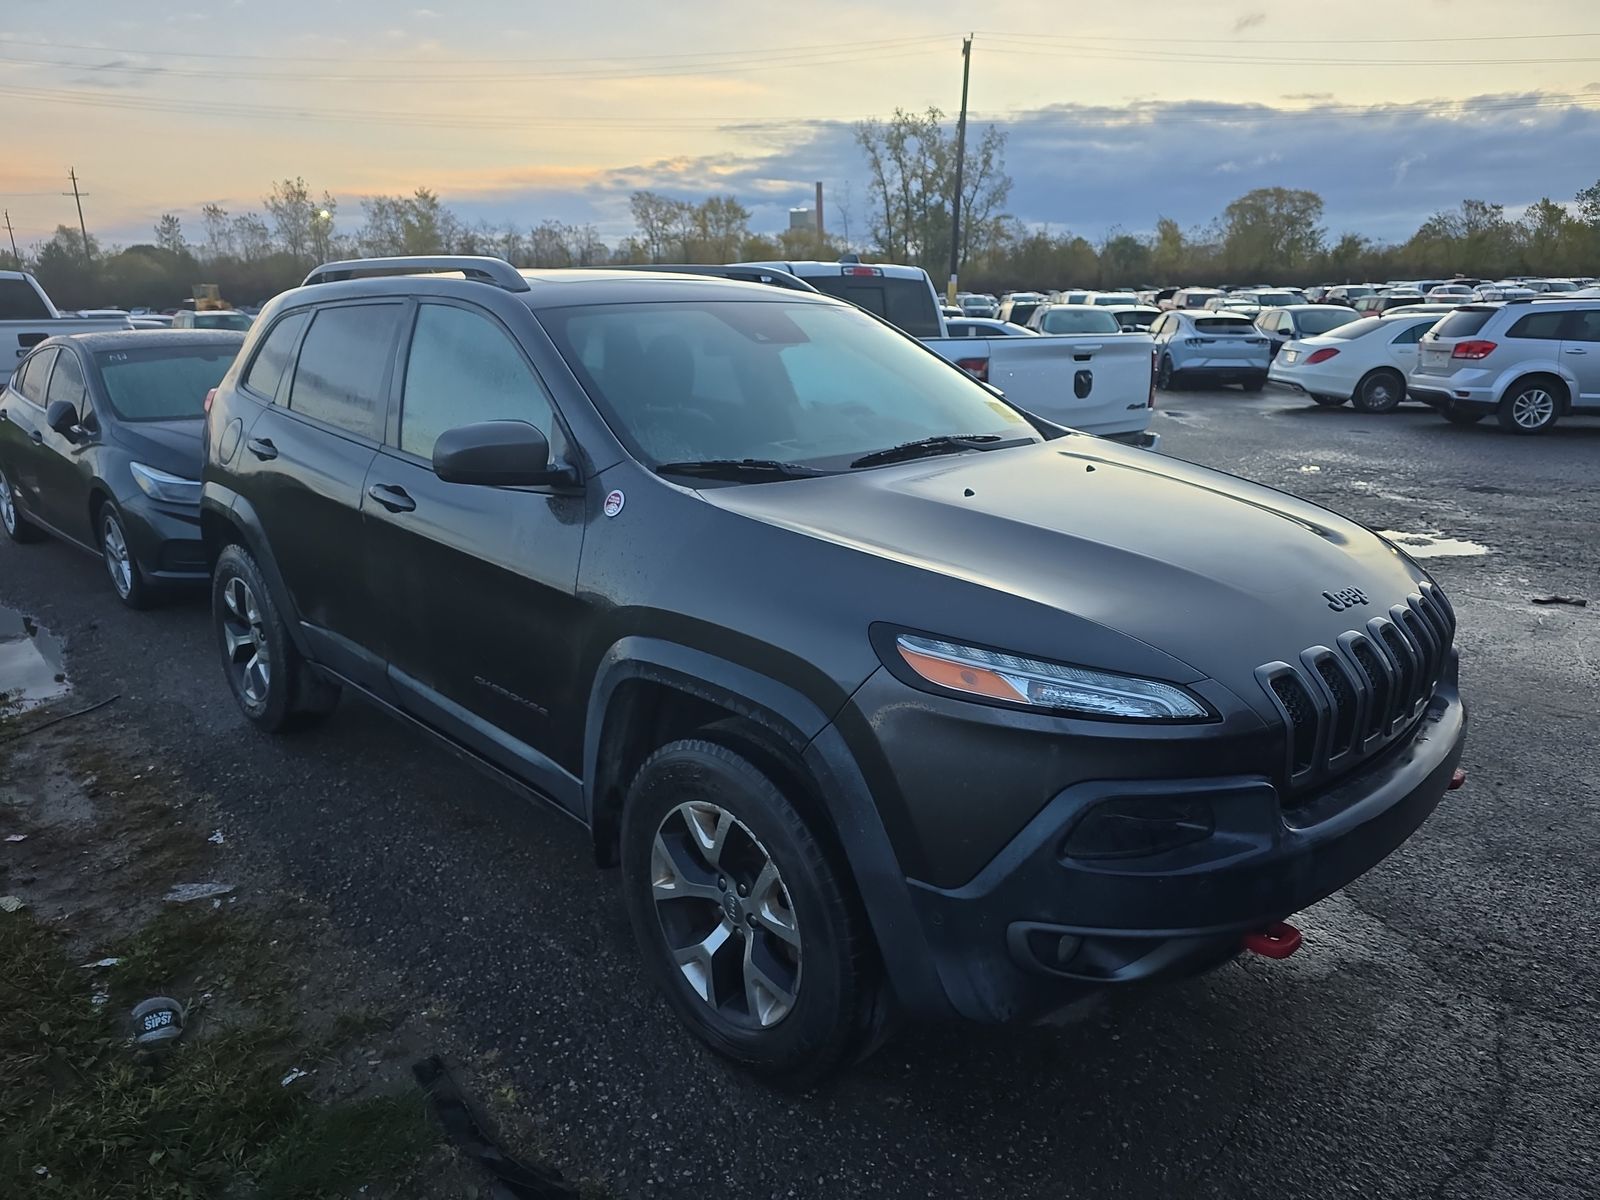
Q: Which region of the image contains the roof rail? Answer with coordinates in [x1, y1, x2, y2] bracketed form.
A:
[587, 264, 819, 293]
[302, 256, 530, 292]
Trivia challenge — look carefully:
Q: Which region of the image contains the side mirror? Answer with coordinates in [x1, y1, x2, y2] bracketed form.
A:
[432, 420, 577, 489]
[46, 399, 82, 438]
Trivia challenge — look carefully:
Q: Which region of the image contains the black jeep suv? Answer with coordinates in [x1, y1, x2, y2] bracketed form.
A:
[202, 256, 1466, 1078]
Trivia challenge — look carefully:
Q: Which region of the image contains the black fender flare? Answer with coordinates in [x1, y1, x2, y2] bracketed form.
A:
[584, 639, 952, 1018]
[200, 484, 309, 657]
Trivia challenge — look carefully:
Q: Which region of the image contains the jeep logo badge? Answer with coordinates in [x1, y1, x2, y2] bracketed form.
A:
[1323, 586, 1369, 612]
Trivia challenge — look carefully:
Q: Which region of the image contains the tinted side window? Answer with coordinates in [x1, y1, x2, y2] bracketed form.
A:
[19, 349, 56, 407]
[400, 304, 552, 460]
[0, 278, 52, 321]
[287, 304, 401, 439]
[1505, 311, 1566, 340]
[1562, 309, 1600, 342]
[45, 350, 86, 410]
[243, 310, 310, 401]
[1390, 320, 1434, 345]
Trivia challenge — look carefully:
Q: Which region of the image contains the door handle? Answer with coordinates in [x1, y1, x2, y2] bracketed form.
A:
[246, 436, 278, 460]
[30, 429, 43, 444]
[367, 483, 416, 513]
[0, 409, 9, 422]
[1565, 347, 1588, 355]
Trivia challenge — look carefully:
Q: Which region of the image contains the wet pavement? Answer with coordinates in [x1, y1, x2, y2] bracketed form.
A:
[0, 389, 1596, 1199]
[0, 605, 67, 709]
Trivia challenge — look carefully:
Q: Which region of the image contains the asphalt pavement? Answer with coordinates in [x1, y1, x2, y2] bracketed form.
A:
[2, 389, 1597, 1199]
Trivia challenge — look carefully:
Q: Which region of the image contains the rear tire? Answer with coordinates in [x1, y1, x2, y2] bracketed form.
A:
[1312, 394, 1348, 407]
[1240, 376, 1266, 393]
[212, 543, 340, 733]
[620, 739, 883, 1083]
[0, 466, 45, 543]
[1443, 405, 1487, 426]
[1496, 379, 1561, 434]
[1156, 355, 1177, 390]
[1353, 369, 1405, 413]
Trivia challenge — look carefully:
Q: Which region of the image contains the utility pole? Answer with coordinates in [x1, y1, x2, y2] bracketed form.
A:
[946, 34, 973, 306]
[62, 167, 91, 263]
[2, 210, 18, 268]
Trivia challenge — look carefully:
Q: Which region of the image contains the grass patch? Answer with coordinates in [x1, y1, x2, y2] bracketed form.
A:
[0, 907, 439, 1198]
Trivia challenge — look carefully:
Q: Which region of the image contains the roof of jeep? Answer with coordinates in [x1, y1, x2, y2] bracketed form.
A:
[275, 268, 838, 314]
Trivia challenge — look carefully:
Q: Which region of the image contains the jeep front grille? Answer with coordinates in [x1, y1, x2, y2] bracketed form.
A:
[1257, 581, 1455, 794]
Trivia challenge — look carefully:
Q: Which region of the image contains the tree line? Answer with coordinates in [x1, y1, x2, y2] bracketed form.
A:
[11, 109, 1600, 309]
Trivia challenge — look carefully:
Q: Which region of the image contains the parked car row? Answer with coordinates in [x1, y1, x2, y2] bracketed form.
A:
[0, 253, 1470, 1082]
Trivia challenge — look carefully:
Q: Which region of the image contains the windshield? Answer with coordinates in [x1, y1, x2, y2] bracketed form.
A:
[194, 312, 253, 331]
[539, 300, 1035, 472]
[1253, 292, 1298, 307]
[1008, 302, 1042, 324]
[94, 344, 239, 421]
[1040, 307, 1120, 334]
[1091, 295, 1137, 306]
[1325, 317, 1386, 340]
[1297, 308, 1359, 335]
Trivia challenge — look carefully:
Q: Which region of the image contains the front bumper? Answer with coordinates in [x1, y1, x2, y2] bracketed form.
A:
[889, 683, 1466, 1023]
[120, 494, 206, 582]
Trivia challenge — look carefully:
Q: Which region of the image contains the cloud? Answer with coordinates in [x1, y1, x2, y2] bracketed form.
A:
[1233, 11, 1267, 32]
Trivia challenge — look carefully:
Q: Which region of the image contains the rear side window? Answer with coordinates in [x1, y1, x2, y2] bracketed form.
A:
[399, 304, 553, 460]
[18, 349, 56, 406]
[1390, 320, 1436, 345]
[243, 311, 310, 400]
[1327, 318, 1385, 340]
[1432, 309, 1494, 339]
[1505, 311, 1567, 340]
[0, 278, 52, 321]
[287, 304, 400, 439]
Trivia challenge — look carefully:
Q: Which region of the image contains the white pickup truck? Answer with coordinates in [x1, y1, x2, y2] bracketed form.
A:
[733, 258, 1157, 447]
[1, 271, 133, 370]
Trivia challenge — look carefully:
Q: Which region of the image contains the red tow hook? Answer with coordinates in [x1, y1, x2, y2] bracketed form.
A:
[1243, 920, 1303, 960]
[1448, 768, 1468, 791]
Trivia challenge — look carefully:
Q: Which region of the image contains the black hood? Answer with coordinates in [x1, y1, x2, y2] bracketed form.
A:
[110, 417, 206, 478]
[701, 436, 1431, 704]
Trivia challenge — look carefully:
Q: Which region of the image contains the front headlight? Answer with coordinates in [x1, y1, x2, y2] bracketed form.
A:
[895, 635, 1212, 721]
[130, 462, 201, 505]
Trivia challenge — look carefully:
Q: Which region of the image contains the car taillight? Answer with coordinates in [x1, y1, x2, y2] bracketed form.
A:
[842, 265, 882, 277]
[1305, 348, 1340, 364]
[204, 388, 217, 414]
[956, 356, 989, 383]
[1452, 340, 1498, 360]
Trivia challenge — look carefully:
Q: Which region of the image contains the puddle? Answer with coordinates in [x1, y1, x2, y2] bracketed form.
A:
[0, 605, 68, 711]
[1376, 530, 1491, 559]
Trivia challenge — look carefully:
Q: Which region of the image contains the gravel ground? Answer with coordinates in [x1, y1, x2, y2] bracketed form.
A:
[2, 388, 1597, 1199]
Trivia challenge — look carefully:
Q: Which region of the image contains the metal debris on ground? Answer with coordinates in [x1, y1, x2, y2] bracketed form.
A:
[79, 957, 121, 969]
[0, 896, 25, 913]
[280, 1067, 311, 1087]
[1531, 595, 1587, 607]
[163, 882, 235, 904]
[207, 829, 225, 845]
[4, 833, 27, 843]
[131, 997, 185, 1047]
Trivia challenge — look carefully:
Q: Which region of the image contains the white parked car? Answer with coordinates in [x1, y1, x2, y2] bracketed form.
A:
[1082, 291, 1140, 307]
[1267, 311, 1445, 412]
[1471, 282, 1535, 302]
[1425, 284, 1475, 301]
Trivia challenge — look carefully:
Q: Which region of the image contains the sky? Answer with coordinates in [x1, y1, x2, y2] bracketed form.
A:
[4, 0, 1600, 253]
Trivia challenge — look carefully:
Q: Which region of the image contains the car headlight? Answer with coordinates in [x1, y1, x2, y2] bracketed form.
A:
[894, 635, 1212, 721]
[130, 462, 201, 505]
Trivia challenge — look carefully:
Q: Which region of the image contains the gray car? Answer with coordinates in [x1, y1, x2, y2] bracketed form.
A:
[1254, 304, 1359, 357]
[1150, 309, 1272, 390]
[1408, 297, 1600, 433]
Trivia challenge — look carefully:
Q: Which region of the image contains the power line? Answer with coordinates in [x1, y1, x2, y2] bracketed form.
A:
[974, 28, 1600, 46]
[977, 36, 1600, 69]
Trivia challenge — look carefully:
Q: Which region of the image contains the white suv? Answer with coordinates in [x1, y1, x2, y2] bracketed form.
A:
[1408, 299, 1600, 433]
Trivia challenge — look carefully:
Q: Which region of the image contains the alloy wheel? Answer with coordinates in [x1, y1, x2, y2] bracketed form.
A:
[0, 473, 15, 535]
[1511, 388, 1555, 429]
[102, 514, 132, 598]
[221, 575, 271, 704]
[650, 800, 801, 1029]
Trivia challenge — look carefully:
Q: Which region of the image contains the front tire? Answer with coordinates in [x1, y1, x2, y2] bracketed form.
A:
[1497, 380, 1561, 433]
[620, 739, 881, 1082]
[99, 504, 149, 609]
[0, 466, 44, 543]
[1353, 369, 1405, 413]
[212, 543, 340, 732]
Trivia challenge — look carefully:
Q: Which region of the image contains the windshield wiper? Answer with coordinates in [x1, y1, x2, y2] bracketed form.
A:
[654, 458, 829, 482]
[849, 434, 1008, 470]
